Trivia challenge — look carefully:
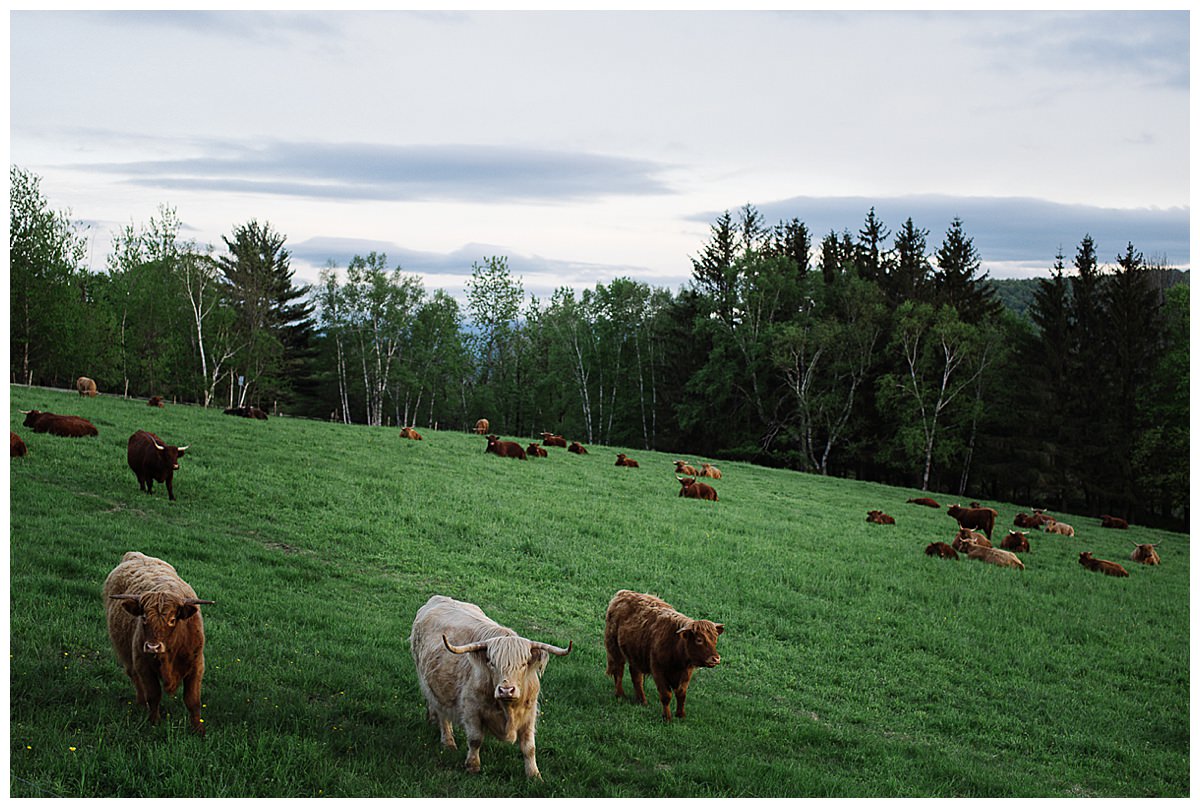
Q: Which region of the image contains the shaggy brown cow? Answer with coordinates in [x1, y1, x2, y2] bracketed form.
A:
[1000, 530, 1030, 553]
[1130, 543, 1161, 566]
[1078, 551, 1129, 577]
[223, 405, 269, 420]
[10, 431, 27, 458]
[698, 463, 722, 480]
[674, 460, 699, 477]
[147, 396, 165, 407]
[615, 453, 640, 468]
[527, 443, 548, 458]
[540, 433, 568, 448]
[965, 543, 1025, 570]
[127, 430, 189, 501]
[104, 551, 214, 734]
[568, 441, 588, 455]
[947, 504, 998, 539]
[21, 409, 99, 437]
[952, 529, 991, 553]
[1100, 515, 1130, 530]
[474, 418, 490, 435]
[604, 590, 723, 723]
[677, 476, 718, 502]
[924, 541, 959, 560]
[485, 434, 527, 460]
[1045, 521, 1075, 537]
[76, 376, 98, 396]
[1013, 512, 1040, 529]
[866, 510, 896, 525]
[907, 497, 940, 508]
[410, 595, 572, 778]
[399, 426, 423, 440]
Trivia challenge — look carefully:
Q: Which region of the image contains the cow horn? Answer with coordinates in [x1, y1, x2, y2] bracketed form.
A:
[531, 640, 572, 656]
[183, 598, 215, 606]
[176, 445, 189, 452]
[152, 439, 166, 451]
[443, 635, 488, 655]
[18, 409, 30, 414]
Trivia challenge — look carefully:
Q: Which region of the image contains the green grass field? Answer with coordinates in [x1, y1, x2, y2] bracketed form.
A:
[8, 386, 1189, 797]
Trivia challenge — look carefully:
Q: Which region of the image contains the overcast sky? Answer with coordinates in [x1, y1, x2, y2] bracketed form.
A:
[9, 9, 1191, 303]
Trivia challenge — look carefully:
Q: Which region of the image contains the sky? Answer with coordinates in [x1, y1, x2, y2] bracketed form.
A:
[8, 8, 1192, 305]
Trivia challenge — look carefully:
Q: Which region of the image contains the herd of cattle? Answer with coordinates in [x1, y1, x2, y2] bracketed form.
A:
[864, 497, 1160, 577]
[11, 383, 1170, 781]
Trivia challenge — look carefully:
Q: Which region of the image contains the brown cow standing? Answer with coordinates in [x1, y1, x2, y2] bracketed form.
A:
[924, 541, 959, 560]
[76, 376, 98, 396]
[485, 435, 527, 460]
[127, 430, 189, 501]
[1000, 530, 1030, 553]
[474, 418, 490, 435]
[604, 590, 724, 722]
[147, 396, 165, 408]
[527, 443, 548, 458]
[907, 497, 940, 508]
[568, 441, 588, 455]
[947, 504, 998, 539]
[677, 476, 718, 501]
[399, 426, 423, 440]
[1079, 551, 1129, 577]
[103, 551, 214, 734]
[1100, 515, 1130, 530]
[1130, 543, 1161, 566]
[10, 431, 28, 458]
[21, 409, 98, 437]
[540, 433, 568, 448]
[615, 453, 639, 468]
[866, 510, 895, 525]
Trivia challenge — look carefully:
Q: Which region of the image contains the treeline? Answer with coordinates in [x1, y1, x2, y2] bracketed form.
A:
[11, 167, 1188, 529]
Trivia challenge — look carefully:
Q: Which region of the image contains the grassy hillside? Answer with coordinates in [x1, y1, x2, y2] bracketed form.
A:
[8, 386, 1189, 797]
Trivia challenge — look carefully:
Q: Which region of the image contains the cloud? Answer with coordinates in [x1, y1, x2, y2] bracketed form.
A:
[72, 139, 675, 204]
[703, 194, 1189, 269]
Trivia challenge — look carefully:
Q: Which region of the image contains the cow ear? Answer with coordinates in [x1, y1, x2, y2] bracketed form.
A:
[176, 603, 199, 621]
[111, 595, 143, 616]
[714, 623, 725, 635]
[675, 625, 691, 636]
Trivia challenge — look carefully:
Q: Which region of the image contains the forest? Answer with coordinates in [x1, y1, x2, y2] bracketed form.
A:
[10, 166, 1189, 529]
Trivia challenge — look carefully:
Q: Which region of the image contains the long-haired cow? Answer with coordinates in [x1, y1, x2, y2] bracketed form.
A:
[147, 395, 165, 407]
[485, 434, 527, 460]
[615, 453, 639, 468]
[127, 430, 189, 501]
[604, 590, 724, 722]
[965, 543, 1025, 570]
[540, 433, 568, 448]
[527, 443, 548, 458]
[103, 551, 214, 734]
[1130, 543, 1161, 566]
[952, 528, 991, 553]
[698, 463, 722, 480]
[1000, 530, 1030, 553]
[76, 376, 98, 396]
[866, 510, 896, 525]
[568, 441, 588, 455]
[924, 541, 959, 560]
[21, 409, 98, 437]
[474, 418, 490, 435]
[1100, 515, 1130, 530]
[907, 497, 940, 508]
[1045, 521, 1075, 537]
[677, 476, 718, 501]
[409, 595, 571, 779]
[674, 460, 699, 477]
[10, 431, 27, 458]
[947, 504, 998, 539]
[399, 426, 423, 440]
[1079, 551, 1129, 577]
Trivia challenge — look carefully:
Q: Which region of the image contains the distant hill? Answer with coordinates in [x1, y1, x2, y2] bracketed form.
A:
[988, 269, 1189, 320]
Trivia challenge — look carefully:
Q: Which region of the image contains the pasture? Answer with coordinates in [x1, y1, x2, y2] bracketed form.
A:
[8, 386, 1189, 797]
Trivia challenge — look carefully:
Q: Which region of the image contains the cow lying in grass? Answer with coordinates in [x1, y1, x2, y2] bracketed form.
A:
[1130, 543, 1161, 566]
[1079, 552, 1129, 577]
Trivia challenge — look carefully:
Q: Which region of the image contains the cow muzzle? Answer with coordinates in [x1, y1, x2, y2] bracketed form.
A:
[143, 641, 165, 654]
[705, 654, 721, 668]
[495, 684, 520, 702]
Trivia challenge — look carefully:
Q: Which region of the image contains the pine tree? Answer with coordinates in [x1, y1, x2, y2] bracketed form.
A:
[855, 208, 891, 283]
[886, 217, 932, 307]
[932, 217, 1001, 323]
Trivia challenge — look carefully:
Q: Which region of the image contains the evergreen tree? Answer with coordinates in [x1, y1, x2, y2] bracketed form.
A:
[886, 217, 932, 307]
[818, 229, 855, 286]
[855, 207, 891, 283]
[932, 217, 1001, 323]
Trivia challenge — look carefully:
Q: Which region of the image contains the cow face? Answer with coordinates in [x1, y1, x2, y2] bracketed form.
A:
[152, 439, 187, 470]
[21, 410, 43, 428]
[677, 619, 723, 668]
[110, 592, 210, 654]
[444, 635, 572, 703]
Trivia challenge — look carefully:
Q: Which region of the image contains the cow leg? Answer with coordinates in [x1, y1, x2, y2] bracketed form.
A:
[650, 672, 674, 722]
[517, 722, 540, 779]
[166, 477, 175, 501]
[673, 671, 694, 719]
[462, 717, 484, 773]
[438, 715, 457, 750]
[183, 671, 205, 735]
[141, 674, 163, 725]
[629, 667, 648, 705]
